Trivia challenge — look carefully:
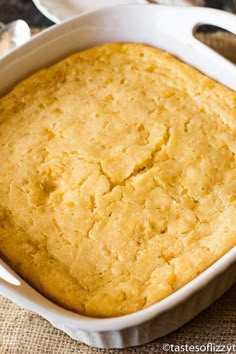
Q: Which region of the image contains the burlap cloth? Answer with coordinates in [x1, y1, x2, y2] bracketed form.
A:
[0, 31, 236, 353]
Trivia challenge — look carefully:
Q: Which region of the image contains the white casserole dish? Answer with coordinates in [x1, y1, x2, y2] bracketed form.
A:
[0, 4, 235, 349]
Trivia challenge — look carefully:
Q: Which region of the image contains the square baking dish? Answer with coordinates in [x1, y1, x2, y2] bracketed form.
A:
[0, 4, 235, 349]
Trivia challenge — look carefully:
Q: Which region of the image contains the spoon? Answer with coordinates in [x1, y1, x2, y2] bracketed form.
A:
[0, 20, 31, 57]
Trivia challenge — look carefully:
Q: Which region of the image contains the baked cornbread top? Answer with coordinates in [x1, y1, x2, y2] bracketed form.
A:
[0, 43, 235, 317]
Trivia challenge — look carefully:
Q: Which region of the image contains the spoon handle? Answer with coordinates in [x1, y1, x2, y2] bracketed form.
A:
[0, 22, 6, 33]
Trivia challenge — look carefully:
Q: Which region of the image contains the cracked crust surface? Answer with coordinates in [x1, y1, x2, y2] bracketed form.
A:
[0, 43, 235, 317]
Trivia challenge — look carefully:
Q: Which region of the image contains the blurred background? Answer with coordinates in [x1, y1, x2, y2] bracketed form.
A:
[0, 0, 53, 27]
[0, 0, 235, 28]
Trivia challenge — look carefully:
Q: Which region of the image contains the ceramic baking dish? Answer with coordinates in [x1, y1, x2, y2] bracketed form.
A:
[0, 4, 235, 349]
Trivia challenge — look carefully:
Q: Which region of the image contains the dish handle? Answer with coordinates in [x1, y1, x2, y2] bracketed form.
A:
[0, 258, 23, 290]
[0, 258, 55, 316]
[154, 6, 236, 90]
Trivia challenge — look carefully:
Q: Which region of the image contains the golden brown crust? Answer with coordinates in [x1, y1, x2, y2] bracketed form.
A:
[0, 43, 235, 317]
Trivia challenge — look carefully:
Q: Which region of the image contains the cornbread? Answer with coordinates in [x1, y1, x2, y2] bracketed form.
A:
[0, 43, 235, 318]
